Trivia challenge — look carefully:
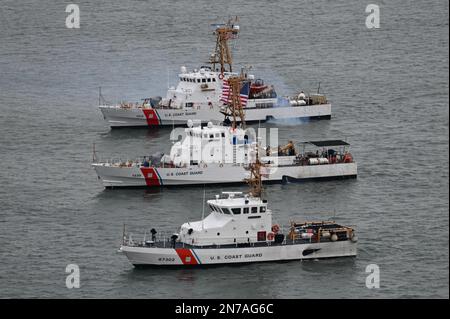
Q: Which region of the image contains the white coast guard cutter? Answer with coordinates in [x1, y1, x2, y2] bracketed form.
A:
[92, 121, 357, 188]
[119, 148, 358, 267]
[98, 18, 331, 128]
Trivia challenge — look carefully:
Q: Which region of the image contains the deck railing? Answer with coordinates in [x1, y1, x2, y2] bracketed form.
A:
[122, 228, 292, 249]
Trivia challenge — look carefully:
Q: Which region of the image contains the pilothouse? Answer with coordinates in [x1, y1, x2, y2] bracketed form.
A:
[179, 192, 274, 247]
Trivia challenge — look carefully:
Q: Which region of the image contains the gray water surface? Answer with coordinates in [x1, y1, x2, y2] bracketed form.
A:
[0, 0, 448, 298]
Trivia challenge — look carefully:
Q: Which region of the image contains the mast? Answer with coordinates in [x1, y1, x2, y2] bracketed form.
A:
[224, 75, 246, 129]
[201, 186, 206, 229]
[245, 139, 264, 198]
[92, 142, 97, 163]
[210, 16, 239, 73]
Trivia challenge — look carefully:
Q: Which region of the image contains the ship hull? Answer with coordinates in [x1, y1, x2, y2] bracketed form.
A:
[92, 162, 357, 188]
[99, 104, 331, 128]
[120, 240, 357, 267]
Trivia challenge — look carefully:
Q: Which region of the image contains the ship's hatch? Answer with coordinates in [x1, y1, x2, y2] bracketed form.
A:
[257, 231, 266, 241]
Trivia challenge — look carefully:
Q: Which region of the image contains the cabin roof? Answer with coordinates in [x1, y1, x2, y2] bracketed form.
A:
[306, 140, 350, 147]
[207, 196, 266, 207]
[178, 69, 238, 78]
[186, 124, 245, 135]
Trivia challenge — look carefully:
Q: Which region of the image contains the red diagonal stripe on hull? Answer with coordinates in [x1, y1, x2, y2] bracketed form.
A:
[142, 109, 160, 126]
[139, 167, 161, 186]
[175, 248, 198, 265]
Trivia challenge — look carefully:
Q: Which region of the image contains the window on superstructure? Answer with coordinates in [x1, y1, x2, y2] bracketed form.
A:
[222, 208, 231, 215]
[215, 133, 220, 138]
[213, 78, 216, 82]
[202, 78, 206, 83]
[251, 207, 258, 213]
[260, 206, 266, 213]
[221, 133, 225, 138]
[197, 79, 200, 83]
[232, 208, 241, 215]
[207, 78, 211, 82]
[243, 208, 249, 214]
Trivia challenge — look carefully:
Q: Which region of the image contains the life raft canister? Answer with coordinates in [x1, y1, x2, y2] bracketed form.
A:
[267, 232, 275, 241]
[271, 224, 280, 234]
[343, 153, 353, 163]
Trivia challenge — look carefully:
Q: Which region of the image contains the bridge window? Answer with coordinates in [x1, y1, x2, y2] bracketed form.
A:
[215, 133, 220, 138]
[251, 207, 258, 213]
[213, 78, 216, 82]
[221, 208, 231, 215]
[243, 207, 249, 214]
[260, 206, 266, 213]
[197, 79, 201, 83]
[232, 208, 241, 215]
[207, 78, 211, 82]
[202, 78, 206, 83]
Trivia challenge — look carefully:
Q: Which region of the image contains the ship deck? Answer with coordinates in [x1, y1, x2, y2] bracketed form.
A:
[124, 236, 348, 250]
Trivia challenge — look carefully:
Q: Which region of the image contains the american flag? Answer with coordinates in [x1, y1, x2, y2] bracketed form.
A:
[220, 79, 250, 107]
